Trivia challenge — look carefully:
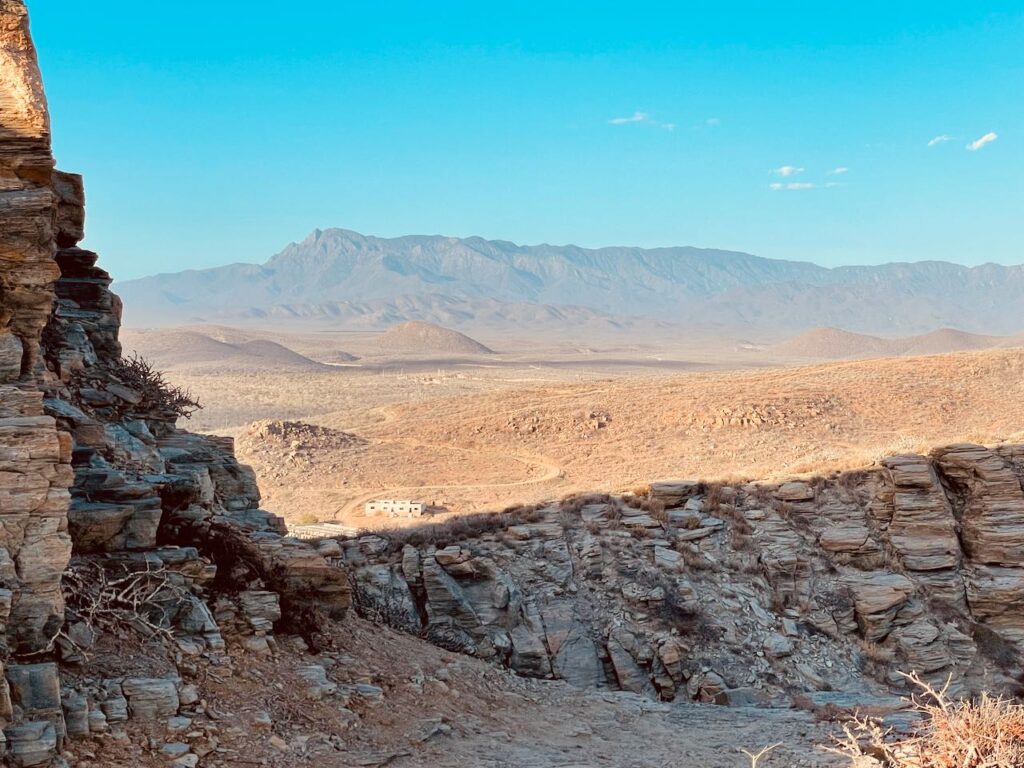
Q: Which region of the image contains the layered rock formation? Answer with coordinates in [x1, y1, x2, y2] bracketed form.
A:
[0, 9, 75, 766]
[347, 444, 1024, 706]
[0, 4, 349, 764]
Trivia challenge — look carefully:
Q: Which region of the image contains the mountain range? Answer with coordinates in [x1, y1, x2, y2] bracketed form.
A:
[116, 228, 1024, 336]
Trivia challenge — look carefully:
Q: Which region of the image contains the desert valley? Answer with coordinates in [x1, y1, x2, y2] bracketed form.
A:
[118, 321, 1024, 536]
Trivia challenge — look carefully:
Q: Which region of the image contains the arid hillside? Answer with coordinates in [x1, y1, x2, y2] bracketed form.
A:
[774, 326, 1021, 360]
[152, 343, 1024, 527]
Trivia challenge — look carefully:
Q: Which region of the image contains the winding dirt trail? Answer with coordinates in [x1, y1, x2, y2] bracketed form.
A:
[328, 404, 565, 518]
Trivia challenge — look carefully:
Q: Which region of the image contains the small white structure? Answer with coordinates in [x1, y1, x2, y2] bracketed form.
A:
[364, 499, 426, 518]
[289, 522, 359, 540]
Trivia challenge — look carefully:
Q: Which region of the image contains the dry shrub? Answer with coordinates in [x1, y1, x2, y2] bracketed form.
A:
[559, 492, 611, 516]
[111, 353, 201, 419]
[828, 672, 1024, 767]
[61, 559, 190, 653]
[703, 483, 722, 513]
[679, 546, 714, 571]
[644, 498, 668, 522]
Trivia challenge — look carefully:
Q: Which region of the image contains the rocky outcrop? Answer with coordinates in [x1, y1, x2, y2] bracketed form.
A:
[0, 6, 75, 764]
[347, 445, 1024, 704]
[0, 0, 59, 381]
[0, 3, 350, 763]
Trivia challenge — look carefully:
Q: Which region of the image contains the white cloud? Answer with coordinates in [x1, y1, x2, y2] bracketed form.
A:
[773, 165, 804, 177]
[705, 117, 721, 126]
[928, 134, 953, 147]
[829, 167, 849, 175]
[608, 111, 650, 125]
[966, 132, 998, 151]
[661, 122, 676, 131]
[769, 182, 816, 190]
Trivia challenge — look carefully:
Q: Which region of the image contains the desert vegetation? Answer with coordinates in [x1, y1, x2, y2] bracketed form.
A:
[829, 673, 1024, 767]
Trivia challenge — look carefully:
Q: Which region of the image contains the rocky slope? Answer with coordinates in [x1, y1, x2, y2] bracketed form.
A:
[116, 227, 1024, 335]
[344, 443, 1024, 710]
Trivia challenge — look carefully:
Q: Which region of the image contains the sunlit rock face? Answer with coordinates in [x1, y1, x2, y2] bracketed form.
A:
[0, 12, 74, 767]
[1, 4, 350, 763]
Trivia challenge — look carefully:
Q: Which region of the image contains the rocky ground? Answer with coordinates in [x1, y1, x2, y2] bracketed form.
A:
[54, 614, 845, 768]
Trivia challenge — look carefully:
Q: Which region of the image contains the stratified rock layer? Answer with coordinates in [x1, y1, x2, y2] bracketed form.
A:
[349, 444, 1024, 704]
[0, 3, 350, 762]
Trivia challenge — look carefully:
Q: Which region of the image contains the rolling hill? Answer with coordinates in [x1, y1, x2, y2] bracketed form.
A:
[119, 328, 329, 372]
[773, 326, 1019, 359]
[372, 321, 494, 355]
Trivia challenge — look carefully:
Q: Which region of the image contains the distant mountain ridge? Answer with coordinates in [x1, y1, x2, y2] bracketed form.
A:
[116, 228, 1024, 335]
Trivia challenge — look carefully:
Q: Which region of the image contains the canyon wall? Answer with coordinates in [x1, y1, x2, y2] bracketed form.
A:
[0, 7, 74, 762]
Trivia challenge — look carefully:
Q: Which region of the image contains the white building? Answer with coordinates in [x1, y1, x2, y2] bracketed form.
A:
[364, 499, 426, 517]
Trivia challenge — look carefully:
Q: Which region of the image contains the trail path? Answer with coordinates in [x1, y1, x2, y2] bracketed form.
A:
[330, 404, 565, 518]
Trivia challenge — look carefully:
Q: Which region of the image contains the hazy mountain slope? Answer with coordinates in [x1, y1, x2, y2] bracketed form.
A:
[116, 228, 1024, 335]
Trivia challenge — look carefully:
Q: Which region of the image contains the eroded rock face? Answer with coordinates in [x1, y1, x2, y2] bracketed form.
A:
[0, 0, 58, 380]
[0, 5, 75, 761]
[0, 3, 350, 761]
[347, 445, 1024, 704]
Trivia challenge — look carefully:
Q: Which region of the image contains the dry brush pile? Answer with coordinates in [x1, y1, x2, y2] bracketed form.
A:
[829, 672, 1024, 767]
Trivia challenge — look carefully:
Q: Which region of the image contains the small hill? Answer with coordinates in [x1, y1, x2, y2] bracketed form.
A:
[773, 325, 1018, 360]
[899, 328, 1003, 356]
[239, 419, 365, 451]
[120, 328, 328, 372]
[373, 321, 495, 355]
[772, 327, 896, 359]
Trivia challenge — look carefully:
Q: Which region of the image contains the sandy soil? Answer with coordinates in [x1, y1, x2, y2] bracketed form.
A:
[149, 335, 1024, 528]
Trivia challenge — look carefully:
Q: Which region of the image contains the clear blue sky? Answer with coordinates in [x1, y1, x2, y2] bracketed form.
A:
[29, 1, 1023, 280]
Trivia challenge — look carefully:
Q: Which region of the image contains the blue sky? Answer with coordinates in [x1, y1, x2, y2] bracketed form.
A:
[29, 1, 1023, 280]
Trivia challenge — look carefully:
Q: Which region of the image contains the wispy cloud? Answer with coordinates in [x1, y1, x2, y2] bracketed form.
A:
[769, 182, 815, 190]
[608, 111, 650, 125]
[966, 132, 998, 151]
[705, 117, 721, 126]
[607, 111, 677, 131]
[773, 165, 804, 177]
[928, 134, 954, 147]
[828, 167, 849, 175]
